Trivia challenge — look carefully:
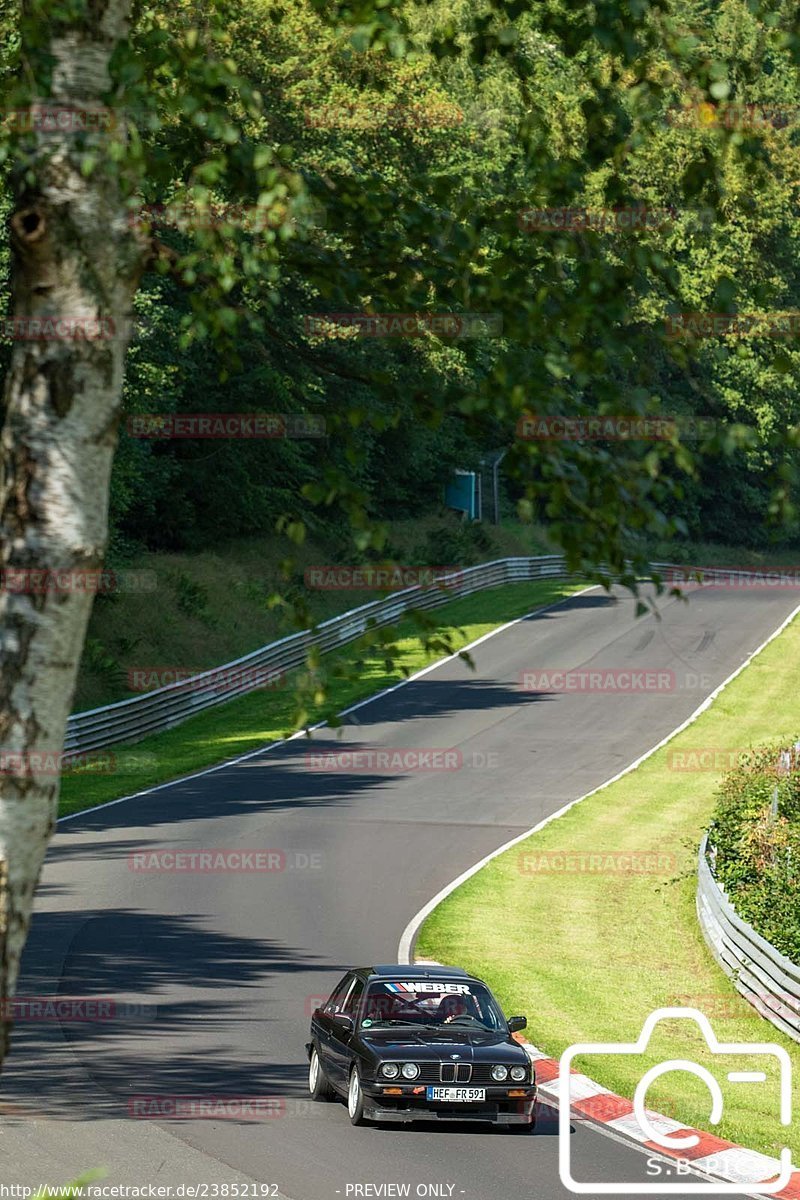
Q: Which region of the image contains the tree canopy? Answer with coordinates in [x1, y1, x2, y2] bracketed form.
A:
[4, 0, 798, 587]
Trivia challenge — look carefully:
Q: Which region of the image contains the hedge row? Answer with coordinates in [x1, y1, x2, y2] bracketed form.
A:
[708, 741, 800, 963]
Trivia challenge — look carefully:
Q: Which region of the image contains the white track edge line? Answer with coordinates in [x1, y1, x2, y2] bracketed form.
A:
[397, 597, 800, 962]
[57, 583, 596, 824]
[397, 600, 800, 1195]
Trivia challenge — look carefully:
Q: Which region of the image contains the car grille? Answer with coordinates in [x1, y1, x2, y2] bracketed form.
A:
[411, 1064, 439, 1083]
[439, 1062, 472, 1083]
[404, 1063, 470, 1083]
[406, 1063, 526, 1084]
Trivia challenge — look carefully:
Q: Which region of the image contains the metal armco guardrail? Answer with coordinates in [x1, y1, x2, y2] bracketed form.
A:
[697, 834, 800, 1041]
[65, 554, 573, 758]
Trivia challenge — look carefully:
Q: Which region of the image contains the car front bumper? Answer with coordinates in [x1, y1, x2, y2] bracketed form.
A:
[363, 1105, 534, 1124]
[361, 1083, 537, 1124]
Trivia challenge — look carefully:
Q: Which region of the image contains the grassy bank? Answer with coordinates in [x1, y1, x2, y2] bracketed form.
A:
[61, 576, 577, 818]
[76, 516, 555, 710]
[417, 605, 800, 1160]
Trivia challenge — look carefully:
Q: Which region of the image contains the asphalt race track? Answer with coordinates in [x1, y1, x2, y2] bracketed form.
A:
[2, 584, 798, 1199]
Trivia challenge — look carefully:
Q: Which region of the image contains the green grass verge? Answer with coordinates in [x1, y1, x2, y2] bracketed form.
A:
[60, 578, 577, 818]
[417, 606, 800, 1160]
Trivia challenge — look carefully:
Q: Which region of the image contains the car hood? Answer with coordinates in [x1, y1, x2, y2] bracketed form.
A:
[359, 1027, 527, 1063]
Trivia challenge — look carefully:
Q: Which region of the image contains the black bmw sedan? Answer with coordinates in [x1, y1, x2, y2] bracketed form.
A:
[305, 963, 537, 1129]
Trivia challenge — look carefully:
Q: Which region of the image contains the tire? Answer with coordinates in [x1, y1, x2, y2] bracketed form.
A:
[308, 1046, 334, 1101]
[347, 1066, 367, 1126]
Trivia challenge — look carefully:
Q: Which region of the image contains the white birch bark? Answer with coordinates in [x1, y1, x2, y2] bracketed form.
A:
[0, 0, 144, 1067]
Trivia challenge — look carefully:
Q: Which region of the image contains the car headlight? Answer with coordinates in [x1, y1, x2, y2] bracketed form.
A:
[401, 1062, 420, 1079]
[380, 1062, 400, 1079]
[510, 1065, 527, 1082]
[491, 1065, 508, 1082]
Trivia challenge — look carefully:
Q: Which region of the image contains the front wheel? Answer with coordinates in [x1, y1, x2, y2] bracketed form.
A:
[347, 1066, 367, 1125]
[308, 1047, 333, 1101]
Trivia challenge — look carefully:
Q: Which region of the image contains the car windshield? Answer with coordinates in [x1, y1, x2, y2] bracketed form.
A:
[358, 979, 505, 1031]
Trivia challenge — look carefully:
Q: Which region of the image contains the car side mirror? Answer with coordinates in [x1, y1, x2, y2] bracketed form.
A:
[507, 1015, 527, 1033]
[331, 1013, 355, 1035]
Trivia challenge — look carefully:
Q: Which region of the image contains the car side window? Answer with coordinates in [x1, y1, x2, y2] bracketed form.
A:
[341, 977, 364, 1018]
[324, 974, 353, 1013]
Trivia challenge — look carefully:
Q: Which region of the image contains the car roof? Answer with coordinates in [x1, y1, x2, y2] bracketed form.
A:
[362, 964, 477, 980]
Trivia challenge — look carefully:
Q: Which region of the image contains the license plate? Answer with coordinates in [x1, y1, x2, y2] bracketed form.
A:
[425, 1087, 486, 1102]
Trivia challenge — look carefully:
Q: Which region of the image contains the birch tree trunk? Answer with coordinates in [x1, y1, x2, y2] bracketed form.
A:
[0, 0, 144, 1069]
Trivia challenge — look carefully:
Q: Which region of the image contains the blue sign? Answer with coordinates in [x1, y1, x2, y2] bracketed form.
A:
[445, 471, 478, 518]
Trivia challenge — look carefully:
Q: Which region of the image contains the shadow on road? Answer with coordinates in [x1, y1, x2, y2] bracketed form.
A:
[51, 681, 554, 842]
[3, 907, 343, 1120]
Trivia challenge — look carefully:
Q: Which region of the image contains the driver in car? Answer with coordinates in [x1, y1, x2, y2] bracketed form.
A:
[435, 993, 480, 1024]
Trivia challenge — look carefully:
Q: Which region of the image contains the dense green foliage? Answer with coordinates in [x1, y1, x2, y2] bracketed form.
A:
[3, 0, 800, 580]
[709, 741, 800, 960]
[111, 0, 800, 567]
